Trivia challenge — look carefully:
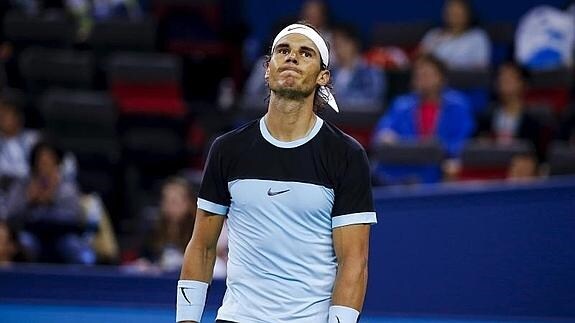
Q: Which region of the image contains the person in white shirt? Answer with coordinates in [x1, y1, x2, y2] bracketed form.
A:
[420, 0, 491, 70]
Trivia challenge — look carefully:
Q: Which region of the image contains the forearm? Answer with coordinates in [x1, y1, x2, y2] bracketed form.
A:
[331, 262, 368, 311]
[179, 239, 218, 283]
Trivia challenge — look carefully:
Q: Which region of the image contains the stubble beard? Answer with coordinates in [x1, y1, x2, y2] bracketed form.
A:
[269, 79, 315, 101]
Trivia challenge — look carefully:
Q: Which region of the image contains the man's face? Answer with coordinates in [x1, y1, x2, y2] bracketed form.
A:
[266, 33, 329, 100]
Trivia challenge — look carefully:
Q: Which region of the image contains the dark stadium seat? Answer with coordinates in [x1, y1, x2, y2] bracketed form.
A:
[106, 52, 185, 117]
[548, 142, 575, 176]
[372, 140, 445, 185]
[459, 140, 534, 180]
[40, 89, 121, 196]
[3, 10, 76, 48]
[447, 69, 491, 113]
[19, 47, 95, 91]
[525, 68, 573, 114]
[88, 19, 157, 52]
[371, 22, 433, 53]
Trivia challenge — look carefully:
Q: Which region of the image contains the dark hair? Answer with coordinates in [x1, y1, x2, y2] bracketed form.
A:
[414, 53, 448, 78]
[498, 61, 530, 82]
[28, 141, 64, 174]
[443, 0, 479, 30]
[148, 176, 196, 257]
[264, 21, 333, 112]
[0, 89, 25, 117]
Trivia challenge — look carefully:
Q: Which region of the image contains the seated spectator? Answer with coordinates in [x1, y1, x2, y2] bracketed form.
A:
[300, 0, 332, 40]
[515, 4, 574, 70]
[476, 62, 545, 161]
[0, 221, 21, 267]
[331, 23, 386, 111]
[65, 0, 146, 41]
[372, 54, 475, 183]
[420, 0, 491, 70]
[137, 177, 196, 272]
[5, 141, 95, 265]
[0, 92, 40, 185]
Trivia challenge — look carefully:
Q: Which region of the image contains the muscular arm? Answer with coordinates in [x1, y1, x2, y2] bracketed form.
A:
[331, 224, 371, 311]
[178, 208, 225, 323]
[180, 208, 225, 281]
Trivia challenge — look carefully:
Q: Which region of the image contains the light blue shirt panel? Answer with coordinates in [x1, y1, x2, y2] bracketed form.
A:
[217, 179, 336, 322]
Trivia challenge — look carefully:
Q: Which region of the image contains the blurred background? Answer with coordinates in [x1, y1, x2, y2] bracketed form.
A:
[0, 0, 574, 322]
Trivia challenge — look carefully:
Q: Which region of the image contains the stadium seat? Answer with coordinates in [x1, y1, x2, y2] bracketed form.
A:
[320, 109, 382, 148]
[40, 89, 121, 196]
[106, 52, 185, 117]
[525, 68, 573, 114]
[371, 22, 433, 56]
[548, 142, 575, 176]
[458, 140, 534, 181]
[19, 47, 95, 91]
[372, 140, 444, 185]
[40, 89, 120, 163]
[3, 10, 76, 48]
[88, 19, 157, 53]
[447, 69, 491, 113]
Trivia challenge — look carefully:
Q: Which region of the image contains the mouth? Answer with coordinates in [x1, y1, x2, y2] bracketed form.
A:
[278, 66, 302, 74]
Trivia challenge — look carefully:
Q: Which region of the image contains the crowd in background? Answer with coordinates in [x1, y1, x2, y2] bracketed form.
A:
[0, 0, 574, 269]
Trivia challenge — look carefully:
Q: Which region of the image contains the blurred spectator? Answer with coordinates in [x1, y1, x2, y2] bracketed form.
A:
[300, 0, 332, 41]
[420, 0, 491, 70]
[0, 91, 40, 185]
[515, 4, 574, 70]
[64, 0, 146, 41]
[0, 221, 20, 267]
[137, 177, 196, 272]
[5, 141, 95, 265]
[372, 54, 475, 181]
[507, 153, 539, 182]
[81, 193, 119, 264]
[331, 23, 386, 111]
[476, 62, 544, 161]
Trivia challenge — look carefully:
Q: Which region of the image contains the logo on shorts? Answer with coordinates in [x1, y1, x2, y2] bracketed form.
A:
[267, 188, 290, 196]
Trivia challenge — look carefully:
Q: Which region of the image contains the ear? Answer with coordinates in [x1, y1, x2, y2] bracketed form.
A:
[264, 65, 270, 82]
[316, 69, 330, 87]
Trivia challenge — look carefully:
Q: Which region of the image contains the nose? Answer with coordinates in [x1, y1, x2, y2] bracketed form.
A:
[285, 50, 298, 64]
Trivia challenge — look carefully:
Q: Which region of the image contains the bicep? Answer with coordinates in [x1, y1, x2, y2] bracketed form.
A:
[333, 224, 371, 266]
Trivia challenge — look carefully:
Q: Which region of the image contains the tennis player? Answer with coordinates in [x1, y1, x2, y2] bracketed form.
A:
[176, 22, 377, 323]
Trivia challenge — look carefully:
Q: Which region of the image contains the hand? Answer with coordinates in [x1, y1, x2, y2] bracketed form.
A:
[442, 159, 461, 181]
[376, 130, 398, 145]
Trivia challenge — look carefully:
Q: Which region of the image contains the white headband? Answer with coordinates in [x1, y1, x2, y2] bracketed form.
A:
[271, 24, 339, 112]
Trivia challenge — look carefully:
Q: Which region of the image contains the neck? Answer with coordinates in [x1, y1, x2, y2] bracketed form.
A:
[501, 96, 523, 115]
[421, 90, 441, 103]
[265, 92, 316, 141]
